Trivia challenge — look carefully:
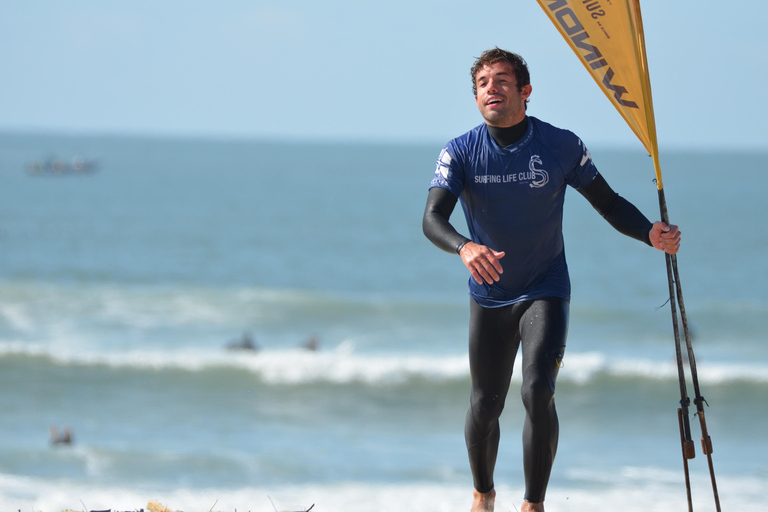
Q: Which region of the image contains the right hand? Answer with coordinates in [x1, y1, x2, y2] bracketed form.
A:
[459, 241, 505, 285]
[649, 221, 681, 254]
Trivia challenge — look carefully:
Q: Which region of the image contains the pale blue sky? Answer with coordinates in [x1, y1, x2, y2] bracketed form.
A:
[1, 1, 766, 149]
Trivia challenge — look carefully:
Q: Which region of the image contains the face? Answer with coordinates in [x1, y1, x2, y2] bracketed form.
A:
[474, 61, 532, 127]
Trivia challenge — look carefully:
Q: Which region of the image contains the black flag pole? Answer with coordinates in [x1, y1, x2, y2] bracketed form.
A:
[670, 252, 722, 512]
[658, 187, 722, 512]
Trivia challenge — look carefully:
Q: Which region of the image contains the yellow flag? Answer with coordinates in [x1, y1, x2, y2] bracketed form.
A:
[536, 0, 663, 188]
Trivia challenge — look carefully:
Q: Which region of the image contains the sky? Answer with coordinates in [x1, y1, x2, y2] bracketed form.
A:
[1, 0, 766, 150]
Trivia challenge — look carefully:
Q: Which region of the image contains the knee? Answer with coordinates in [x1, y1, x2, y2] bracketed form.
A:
[469, 394, 506, 430]
[520, 367, 555, 418]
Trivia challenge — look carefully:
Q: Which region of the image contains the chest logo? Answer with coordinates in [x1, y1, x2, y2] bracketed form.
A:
[529, 155, 549, 188]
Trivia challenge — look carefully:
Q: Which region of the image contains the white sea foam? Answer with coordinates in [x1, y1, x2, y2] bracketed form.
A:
[2, 341, 767, 387]
[1, 474, 764, 512]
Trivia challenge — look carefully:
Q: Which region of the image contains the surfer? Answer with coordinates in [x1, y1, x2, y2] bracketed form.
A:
[302, 334, 319, 351]
[49, 425, 74, 445]
[422, 48, 681, 512]
[226, 331, 258, 351]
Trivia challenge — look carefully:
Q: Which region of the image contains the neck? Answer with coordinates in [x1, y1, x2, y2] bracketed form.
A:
[487, 116, 528, 147]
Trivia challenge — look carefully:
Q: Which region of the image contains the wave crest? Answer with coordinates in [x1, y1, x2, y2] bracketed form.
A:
[1, 343, 766, 387]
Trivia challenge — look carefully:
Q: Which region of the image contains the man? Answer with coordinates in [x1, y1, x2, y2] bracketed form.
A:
[422, 48, 681, 512]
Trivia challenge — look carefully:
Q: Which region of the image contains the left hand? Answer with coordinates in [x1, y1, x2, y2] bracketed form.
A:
[649, 222, 681, 254]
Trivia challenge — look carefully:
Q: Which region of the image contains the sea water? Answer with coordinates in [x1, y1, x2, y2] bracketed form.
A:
[0, 132, 765, 511]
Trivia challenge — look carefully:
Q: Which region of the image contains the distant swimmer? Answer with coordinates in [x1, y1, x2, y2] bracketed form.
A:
[302, 334, 319, 351]
[226, 331, 259, 351]
[49, 425, 74, 445]
[423, 48, 681, 512]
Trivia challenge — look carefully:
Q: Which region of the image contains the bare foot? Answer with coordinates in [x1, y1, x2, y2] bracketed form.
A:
[521, 500, 544, 512]
[471, 489, 496, 512]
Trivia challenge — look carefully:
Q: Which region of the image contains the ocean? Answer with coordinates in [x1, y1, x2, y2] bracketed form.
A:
[0, 132, 765, 512]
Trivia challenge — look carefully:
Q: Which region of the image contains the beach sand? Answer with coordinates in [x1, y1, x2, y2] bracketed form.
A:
[61, 499, 314, 512]
[62, 500, 181, 512]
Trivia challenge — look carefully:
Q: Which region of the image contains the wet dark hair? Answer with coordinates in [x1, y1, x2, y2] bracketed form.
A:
[471, 48, 530, 105]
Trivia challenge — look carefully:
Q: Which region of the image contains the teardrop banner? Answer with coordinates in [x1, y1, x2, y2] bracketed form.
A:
[536, 0, 662, 188]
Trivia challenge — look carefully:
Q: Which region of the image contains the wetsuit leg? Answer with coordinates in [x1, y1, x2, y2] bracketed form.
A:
[519, 297, 569, 503]
[465, 299, 521, 493]
[464, 297, 569, 500]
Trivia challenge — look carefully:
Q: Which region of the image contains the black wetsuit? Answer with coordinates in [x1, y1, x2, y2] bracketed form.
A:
[423, 117, 653, 502]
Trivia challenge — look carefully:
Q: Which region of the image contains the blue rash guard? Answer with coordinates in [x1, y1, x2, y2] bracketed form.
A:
[429, 116, 599, 307]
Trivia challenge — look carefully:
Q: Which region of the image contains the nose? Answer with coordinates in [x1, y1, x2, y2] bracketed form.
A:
[486, 78, 501, 94]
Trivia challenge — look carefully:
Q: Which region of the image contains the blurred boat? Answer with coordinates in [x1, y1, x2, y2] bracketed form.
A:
[26, 155, 98, 175]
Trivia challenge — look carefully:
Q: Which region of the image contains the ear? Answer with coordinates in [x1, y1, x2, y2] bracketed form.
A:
[520, 84, 532, 101]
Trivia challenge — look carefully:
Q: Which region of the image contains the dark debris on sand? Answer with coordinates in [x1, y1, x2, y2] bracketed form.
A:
[57, 499, 316, 512]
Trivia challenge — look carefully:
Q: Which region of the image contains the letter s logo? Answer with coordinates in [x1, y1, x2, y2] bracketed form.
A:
[529, 155, 549, 188]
